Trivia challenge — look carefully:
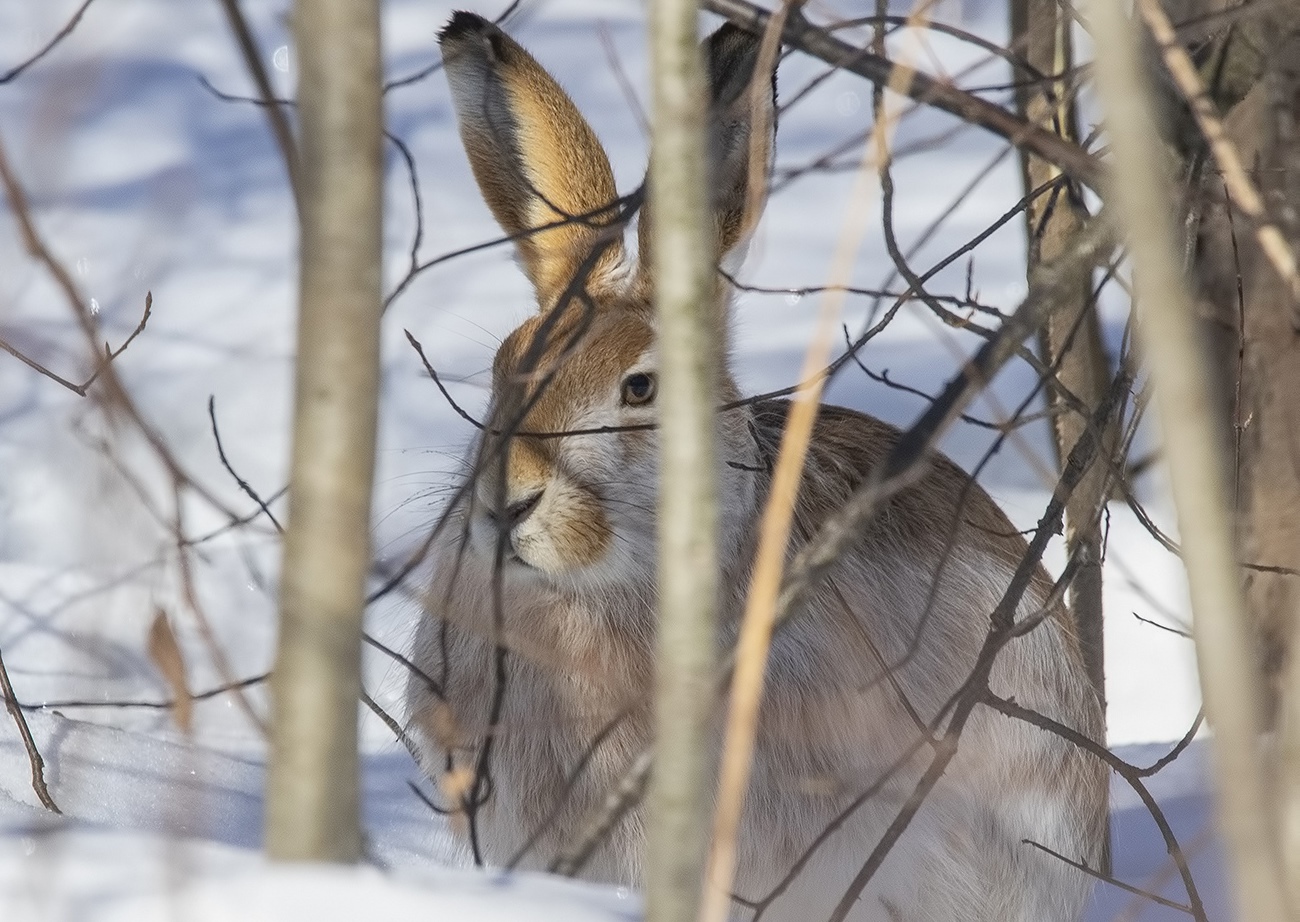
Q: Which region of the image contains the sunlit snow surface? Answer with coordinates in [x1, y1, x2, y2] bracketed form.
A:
[0, 0, 1215, 918]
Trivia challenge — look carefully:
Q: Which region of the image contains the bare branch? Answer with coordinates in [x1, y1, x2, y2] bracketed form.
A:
[0, 290, 152, 397]
[214, 0, 301, 211]
[1020, 838, 1194, 914]
[0, 0, 98, 84]
[987, 694, 1208, 921]
[550, 750, 653, 877]
[0, 644, 60, 813]
[207, 396, 284, 532]
[403, 331, 486, 431]
[700, 0, 1104, 189]
[0, 335, 91, 395]
[19, 673, 270, 712]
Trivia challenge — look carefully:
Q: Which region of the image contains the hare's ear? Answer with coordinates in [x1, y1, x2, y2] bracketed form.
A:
[439, 13, 625, 309]
[636, 24, 776, 276]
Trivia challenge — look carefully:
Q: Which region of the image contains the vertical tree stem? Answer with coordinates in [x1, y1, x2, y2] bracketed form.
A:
[266, 0, 383, 862]
[645, 2, 719, 921]
[1009, 0, 1113, 869]
[1087, 0, 1286, 917]
[1010, 0, 1113, 716]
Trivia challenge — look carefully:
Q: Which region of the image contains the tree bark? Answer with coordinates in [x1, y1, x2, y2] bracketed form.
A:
[1184, 8, 1300, 716]
[266, 0, 383, 862]
[644, 2, 720, 921]
[1088, 0, 1286, 916]
[1230, 27, 1300, 911]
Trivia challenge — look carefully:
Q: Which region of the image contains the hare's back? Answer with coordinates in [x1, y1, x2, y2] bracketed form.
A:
[751, 398, 1040, 575]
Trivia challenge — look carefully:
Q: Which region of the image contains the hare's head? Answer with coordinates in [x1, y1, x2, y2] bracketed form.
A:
[439, 12, 774, 586]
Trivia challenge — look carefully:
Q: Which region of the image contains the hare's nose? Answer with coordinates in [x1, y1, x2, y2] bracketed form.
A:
[486, 490, 543, 529]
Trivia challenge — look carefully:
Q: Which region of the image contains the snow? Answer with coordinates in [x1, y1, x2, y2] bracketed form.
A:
[0, 0, 1219, 919]
[0, 829, 640, 922]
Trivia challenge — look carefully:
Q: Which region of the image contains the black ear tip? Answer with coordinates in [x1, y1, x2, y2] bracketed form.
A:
[706, 21, 763, 62]
[439, 10, 492, 47]
[704, 21, 775, 107]
[709, 21, 759, 46]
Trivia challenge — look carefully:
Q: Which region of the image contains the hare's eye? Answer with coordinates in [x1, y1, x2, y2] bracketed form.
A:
[621, 372, 656, 407]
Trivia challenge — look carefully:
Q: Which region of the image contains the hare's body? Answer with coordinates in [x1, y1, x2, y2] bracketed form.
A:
[408, 12, 1106, 921]
[409, 401, 1105, 921]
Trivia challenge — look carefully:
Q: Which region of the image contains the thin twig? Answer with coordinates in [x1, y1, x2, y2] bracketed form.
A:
[1137, 710, 1206, 777]
[0, 292, 153, 397]
[506, 705, 635, 870]
[550, 749, 654, 876]
[987, 694, 1207, 921]
[0, 132, 240, 519]
[208, 396, 284, 532]
[0, 0, 98, 84]
[19, 673, 270, 712]
[214, 0, 301, 210]
[1133, 611, 1194, 639]
[170, 481, 268, 736]
[700, 0, 1103, 189]
[1021, 838, 1193, 913]
[361, 689, 419, 757]
[0, 336, 90, 395]
[403, 331, 486, 430]
[0, 645, 60, 813]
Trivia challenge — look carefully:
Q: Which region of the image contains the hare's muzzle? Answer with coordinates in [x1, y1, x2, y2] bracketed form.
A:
[484, 490, 543, 531]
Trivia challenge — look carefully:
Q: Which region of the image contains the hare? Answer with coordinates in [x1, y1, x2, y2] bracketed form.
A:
[406, 12, 1107, 922]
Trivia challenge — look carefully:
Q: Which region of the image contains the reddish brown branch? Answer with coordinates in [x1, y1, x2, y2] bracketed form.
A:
[986, 694, 1207, 921]
[0, 292, 152, 396]
[0, 132, 238, 519]
[1021, 838, 1193, 914]
[214, 0, 301, 210]
[0, 645, 60, 813]
[0, 0, 99, 84]
[700, 0, 1103, 189]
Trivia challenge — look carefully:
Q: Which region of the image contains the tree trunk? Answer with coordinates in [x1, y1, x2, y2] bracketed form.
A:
[1228, 28, 1300, 911]
[1088, 0, 1287, 916]
[644, 2, 720, 921]
[265, 0, 383, 862]
[1163, 2, 1300, 725]
[1146, 0, 1300, 906]
[1010, 0, 1114, 732]
[1009, 0, 1115, 875]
